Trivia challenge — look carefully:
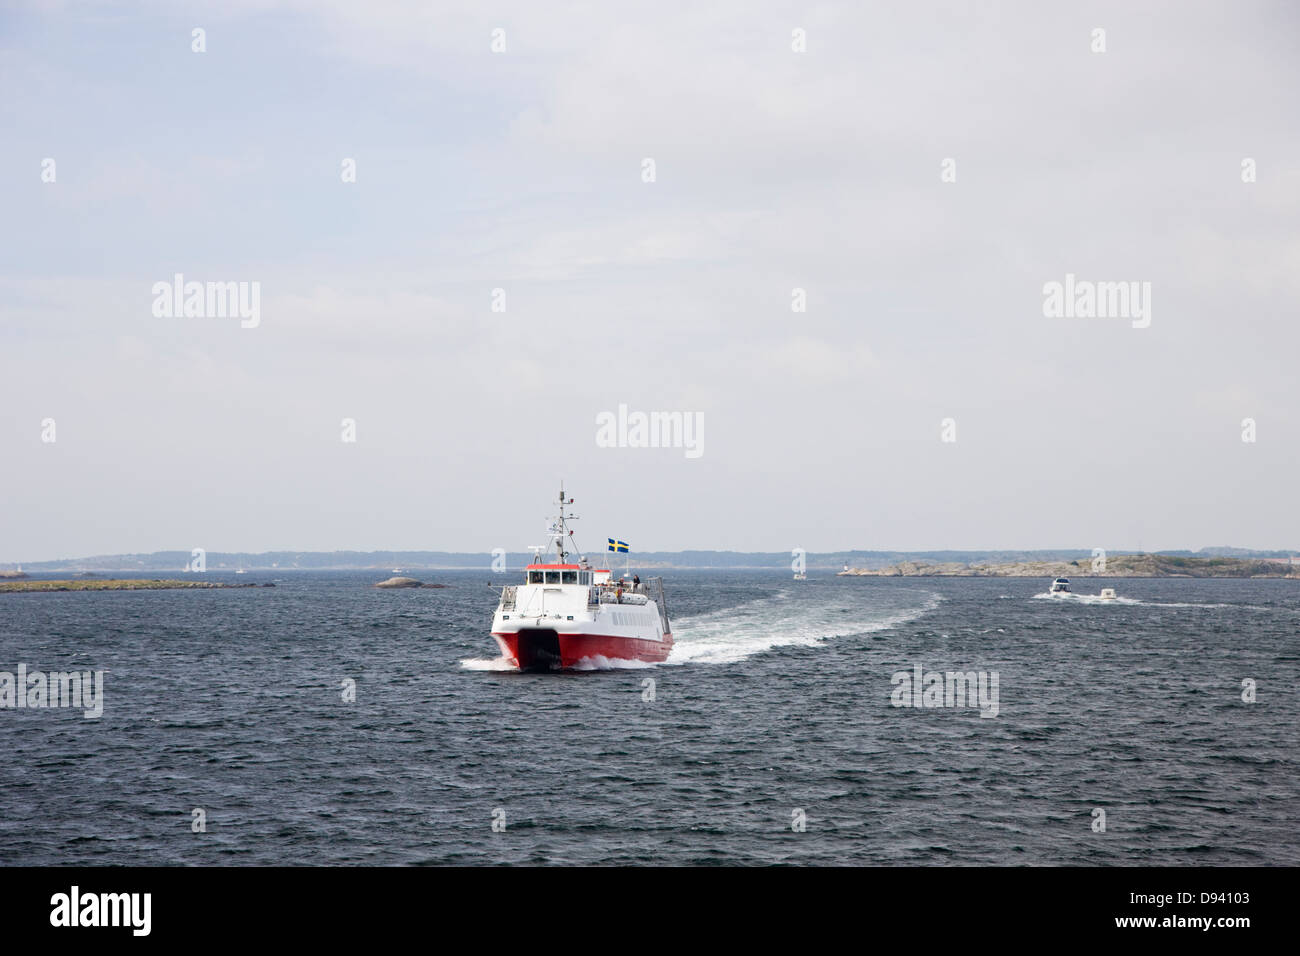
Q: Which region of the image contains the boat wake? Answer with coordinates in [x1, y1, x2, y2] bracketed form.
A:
[1033, 592, 1242, 609]
[1032, 592, 1141, 605]
[665, 589, 941, 666]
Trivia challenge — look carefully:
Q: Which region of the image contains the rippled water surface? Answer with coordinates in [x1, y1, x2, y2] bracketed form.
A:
[2, 571, 1296, 864]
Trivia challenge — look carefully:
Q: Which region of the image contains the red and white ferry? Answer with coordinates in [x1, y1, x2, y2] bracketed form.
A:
[490, 486, 673, 670]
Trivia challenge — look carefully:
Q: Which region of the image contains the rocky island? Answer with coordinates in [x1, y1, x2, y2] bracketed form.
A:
[838, 554, 1300, 578]
[0, 579, 274, 593]
[374, 577, 449, 589]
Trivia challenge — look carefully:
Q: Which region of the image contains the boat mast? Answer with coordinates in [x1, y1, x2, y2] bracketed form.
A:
[554, 482, 578, 563]
[556, 483, 567, 562]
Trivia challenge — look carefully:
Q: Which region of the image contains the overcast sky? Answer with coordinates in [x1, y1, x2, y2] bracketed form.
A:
[2, 1, 1298, 562]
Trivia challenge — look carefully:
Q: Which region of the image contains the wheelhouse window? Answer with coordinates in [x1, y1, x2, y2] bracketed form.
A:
[561, 570, 577, 584]
[544, 571, 561, 584]
[528, 571, 543, 584]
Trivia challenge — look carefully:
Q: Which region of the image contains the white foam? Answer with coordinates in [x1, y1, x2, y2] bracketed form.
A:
[571, 655, 654, 671]
[459, 653, 655, 672]
[1033, 592, 1241, 609]
[664, 589, 941, 666]
[459, 656, 517, 671]
[1142, 601, 1240, 609]
[1032, 592, 1141, 605]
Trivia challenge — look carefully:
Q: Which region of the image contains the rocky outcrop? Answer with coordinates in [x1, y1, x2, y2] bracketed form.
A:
[374, 576, 425, 589]
[838, 554, 1300, 578]
[0, 579, 254, 592]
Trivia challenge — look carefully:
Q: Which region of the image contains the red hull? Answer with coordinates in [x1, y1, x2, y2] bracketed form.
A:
[493, 630, 673, 670]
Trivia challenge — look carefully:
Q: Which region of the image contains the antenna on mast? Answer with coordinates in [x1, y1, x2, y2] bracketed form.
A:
[554, 480, 579, 563]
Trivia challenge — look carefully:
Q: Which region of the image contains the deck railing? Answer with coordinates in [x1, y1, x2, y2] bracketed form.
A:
[644, 577, 670, 632]
[500, 585, 517, 610]
[590, 577, 672, 632]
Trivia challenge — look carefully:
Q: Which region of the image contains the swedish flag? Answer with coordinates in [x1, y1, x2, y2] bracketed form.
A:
[607, 538, 629, 553]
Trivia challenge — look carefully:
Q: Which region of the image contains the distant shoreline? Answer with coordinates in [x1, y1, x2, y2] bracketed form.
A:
[839, 554, 1300, 579]
[0, 579, 272, 593]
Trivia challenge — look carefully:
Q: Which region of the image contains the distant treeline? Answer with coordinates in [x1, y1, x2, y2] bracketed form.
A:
[7, 546, 1295, 572]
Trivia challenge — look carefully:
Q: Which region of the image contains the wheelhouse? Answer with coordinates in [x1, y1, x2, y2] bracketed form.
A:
[525, 564, 595, 586]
